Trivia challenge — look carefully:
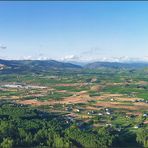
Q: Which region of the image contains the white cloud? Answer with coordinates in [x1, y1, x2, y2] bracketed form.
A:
[59, 54, 148, 63]
[0, 44, 7, 49]
[60, 55, 80, 61]
[22, 56, 33, 60]
[19, 54, 50, 60]
[37, 56, 49, 60]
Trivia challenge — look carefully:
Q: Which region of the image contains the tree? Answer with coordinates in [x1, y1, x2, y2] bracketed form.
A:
[24, 133, 33, 146]
[96, 127, 114, 148]
[136, 128, 148, 148]
[34, 129, 48, 145]
[53, 134, 70, 148]
[1, 138, 13, 148]
[46, 135, 53, 147]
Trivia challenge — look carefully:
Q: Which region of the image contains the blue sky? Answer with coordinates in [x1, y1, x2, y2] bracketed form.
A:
[0, 1, 148, 61]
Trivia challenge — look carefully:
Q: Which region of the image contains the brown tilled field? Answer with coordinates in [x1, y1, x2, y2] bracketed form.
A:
[17, 89, 148, 116]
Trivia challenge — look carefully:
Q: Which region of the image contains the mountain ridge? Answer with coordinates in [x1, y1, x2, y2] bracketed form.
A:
[1, 59, 148, 72]
[84, 61, 148, 69]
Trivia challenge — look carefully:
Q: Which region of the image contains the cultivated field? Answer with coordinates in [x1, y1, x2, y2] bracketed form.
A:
[0, 68, 148, 147]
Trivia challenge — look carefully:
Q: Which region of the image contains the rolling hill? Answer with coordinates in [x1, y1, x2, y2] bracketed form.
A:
[84, 61, 148, 69]
[0, 59, 82, 74]
[1, 59, 148, 74]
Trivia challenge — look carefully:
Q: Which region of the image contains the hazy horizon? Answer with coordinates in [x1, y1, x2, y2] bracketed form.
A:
[0, 2, 148, 62]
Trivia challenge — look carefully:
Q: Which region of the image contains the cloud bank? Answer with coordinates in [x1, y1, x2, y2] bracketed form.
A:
[60, 54, 148, 63]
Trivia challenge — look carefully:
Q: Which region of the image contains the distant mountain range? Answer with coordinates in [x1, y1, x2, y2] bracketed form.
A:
[0, 59, 81, 74]
[1, 59, 148, 74]
[0, 59, 81, 68]
[84, 61, 148, 69]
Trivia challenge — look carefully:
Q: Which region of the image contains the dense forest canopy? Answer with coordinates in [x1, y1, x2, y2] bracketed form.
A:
[0, 101, 147, 148]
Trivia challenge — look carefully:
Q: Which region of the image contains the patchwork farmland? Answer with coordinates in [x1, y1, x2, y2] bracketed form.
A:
[0, 63, 148, 147]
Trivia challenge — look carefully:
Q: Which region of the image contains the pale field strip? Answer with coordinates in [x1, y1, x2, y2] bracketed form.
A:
[16, 91, 148, 113]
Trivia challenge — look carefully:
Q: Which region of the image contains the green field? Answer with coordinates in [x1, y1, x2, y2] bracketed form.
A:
[0, 67, 148, 148]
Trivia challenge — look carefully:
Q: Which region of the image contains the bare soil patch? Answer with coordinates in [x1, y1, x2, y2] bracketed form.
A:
[96, 101, 148, 111]
[17, 92, 148, 113]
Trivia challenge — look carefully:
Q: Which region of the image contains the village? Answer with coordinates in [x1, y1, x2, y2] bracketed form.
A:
[0, 76, 148, 132]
